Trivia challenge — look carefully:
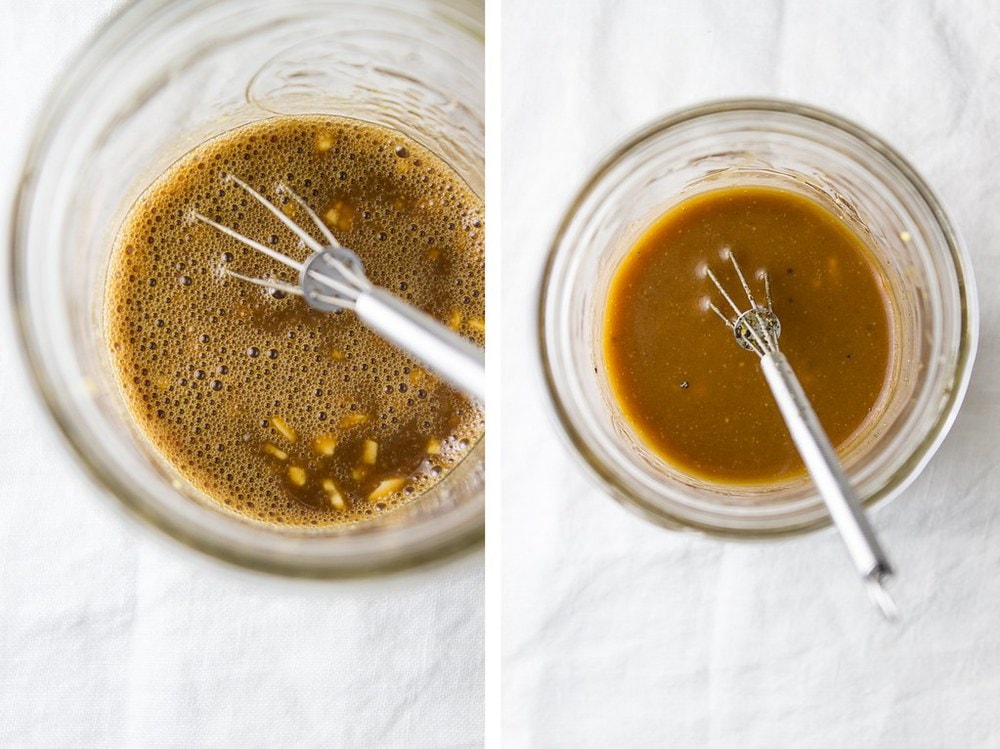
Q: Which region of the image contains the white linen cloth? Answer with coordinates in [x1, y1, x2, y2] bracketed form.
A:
[0, 2, 483, 746]
[503, 1, 1000, 746]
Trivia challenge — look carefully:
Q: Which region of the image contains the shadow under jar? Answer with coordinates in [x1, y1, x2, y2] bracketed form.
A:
[12, 0, 485, 577]
[539, 100, 977, 538]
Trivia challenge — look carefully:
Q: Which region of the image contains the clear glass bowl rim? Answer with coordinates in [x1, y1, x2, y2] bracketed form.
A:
[9, 0, 485, 578]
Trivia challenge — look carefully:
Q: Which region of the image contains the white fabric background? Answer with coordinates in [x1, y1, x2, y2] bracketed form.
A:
[503, 1, 1000, 747]
[0, 2, 483, 747]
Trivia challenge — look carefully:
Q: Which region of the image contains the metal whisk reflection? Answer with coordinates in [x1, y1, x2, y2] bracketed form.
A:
[193, 175, 485, 401]
[706, 250, 896, 620]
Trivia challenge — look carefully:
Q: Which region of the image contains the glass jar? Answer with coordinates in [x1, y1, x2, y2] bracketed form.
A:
[11, 0, 484, 577]
[540, 99, 977, 537]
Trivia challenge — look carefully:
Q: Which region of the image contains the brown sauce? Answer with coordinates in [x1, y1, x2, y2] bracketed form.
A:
[105, 115, 484, 526]
[603, 186, 894, 484]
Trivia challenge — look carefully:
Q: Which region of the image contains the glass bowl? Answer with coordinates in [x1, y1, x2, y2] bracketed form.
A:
[539, 99, 977, 538]
[11, 0, 484, 577]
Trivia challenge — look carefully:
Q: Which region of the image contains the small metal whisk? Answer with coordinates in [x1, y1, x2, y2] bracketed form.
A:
[193, 175, 485, 401]
[706, 250, 896, 620]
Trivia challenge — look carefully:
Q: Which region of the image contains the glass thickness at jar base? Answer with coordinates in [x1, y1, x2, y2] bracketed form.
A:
[539, 99, 978, 539]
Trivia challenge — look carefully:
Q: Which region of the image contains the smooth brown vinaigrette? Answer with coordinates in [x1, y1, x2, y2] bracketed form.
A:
[603, 186, 895, 484]
[106, 115, 484, 526]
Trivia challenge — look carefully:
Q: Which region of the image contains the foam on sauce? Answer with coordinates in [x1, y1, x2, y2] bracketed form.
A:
[105, 115, 484, 526]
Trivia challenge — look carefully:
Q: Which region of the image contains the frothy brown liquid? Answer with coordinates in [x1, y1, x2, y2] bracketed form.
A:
[106, 116, 484, 526]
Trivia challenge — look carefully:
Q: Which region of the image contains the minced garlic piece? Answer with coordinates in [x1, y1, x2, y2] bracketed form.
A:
[263, 443, 288, 461]
[322, 478, 346, 511]
[339, 413, 369, 428]
[288, 465, 307, 487]
[270, 415, 297, 443]
[313, 434, 338, 457]
[367, 477, 406, 503]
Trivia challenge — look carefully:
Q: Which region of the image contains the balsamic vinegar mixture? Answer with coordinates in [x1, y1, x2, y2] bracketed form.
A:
[604, 186, 894, 484]
[106, 116, 484, 526]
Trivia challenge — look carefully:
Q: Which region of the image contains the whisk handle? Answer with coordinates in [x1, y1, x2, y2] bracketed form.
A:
[760, 351, 894, 602]
[355, 288, 485, 402]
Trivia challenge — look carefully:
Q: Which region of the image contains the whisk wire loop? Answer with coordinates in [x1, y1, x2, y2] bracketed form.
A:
[192, 174, 486, 401]
[276, 182, 342, 250]
[728, 249, 760, 311]
[705, 267, 744, 318]
[223, 268, 304, 297]
[193, 213, 304, 273]
[706, 255, 781, 357]
[705, 251, 895, 619]
[225, 174, 324, 254]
